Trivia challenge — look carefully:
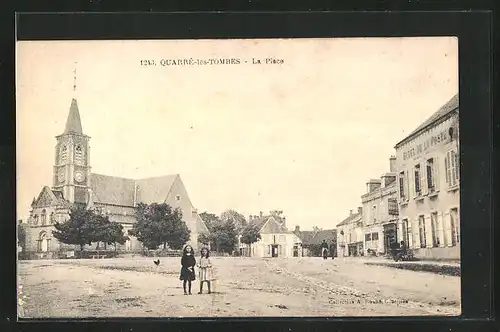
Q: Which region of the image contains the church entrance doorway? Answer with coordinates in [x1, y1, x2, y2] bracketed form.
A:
[38, 232, 49, 252]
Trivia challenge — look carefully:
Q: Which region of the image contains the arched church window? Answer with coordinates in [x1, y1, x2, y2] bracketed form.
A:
[60, 144, 67, 163]
[33, 215, 39, 225]
[41, 209, 47, 225]
[50, 212, 55, 224]
[74, 144, 84, 165]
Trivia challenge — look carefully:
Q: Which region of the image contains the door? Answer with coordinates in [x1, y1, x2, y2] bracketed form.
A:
[271, 245, 279, 257]
[41, 238, 48, 252]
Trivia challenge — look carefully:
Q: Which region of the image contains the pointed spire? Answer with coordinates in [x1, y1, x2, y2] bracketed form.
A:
[63, 98, 83, 134]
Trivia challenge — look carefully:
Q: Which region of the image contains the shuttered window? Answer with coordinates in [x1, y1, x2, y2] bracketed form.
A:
[445, 150, 459, 187]
[414, 164, 421, 195]
[426, 158, 434, 190]
[418, 216, 426, 248]
[399, 174, 405, 199]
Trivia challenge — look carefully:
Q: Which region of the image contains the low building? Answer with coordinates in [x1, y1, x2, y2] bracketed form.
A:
[361, 157, 399, 256]
[293, 227, 337, 257]
[238, 213, 302, 258]
[336, 208, 364, 257]
[394, 94, 460, 260]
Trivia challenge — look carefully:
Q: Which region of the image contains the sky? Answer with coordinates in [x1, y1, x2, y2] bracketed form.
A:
[16, 37, 458, 230]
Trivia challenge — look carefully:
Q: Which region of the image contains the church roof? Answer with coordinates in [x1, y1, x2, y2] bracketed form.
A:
[64, 98, 83, 134]
[135, 174, 179, 205]
[90, 173, 136, 206]
[32, 186, 70, 208]
[89, 173, 180, 207]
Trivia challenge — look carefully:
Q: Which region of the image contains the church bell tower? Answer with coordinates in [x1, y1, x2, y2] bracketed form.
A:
[52, 65, 91, 204]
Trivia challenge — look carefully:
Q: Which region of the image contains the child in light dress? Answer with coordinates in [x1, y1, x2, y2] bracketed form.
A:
[197, 247, 213, 294]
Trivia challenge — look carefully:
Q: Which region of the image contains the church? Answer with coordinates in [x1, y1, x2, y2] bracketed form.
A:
[22, 98, 210, 258]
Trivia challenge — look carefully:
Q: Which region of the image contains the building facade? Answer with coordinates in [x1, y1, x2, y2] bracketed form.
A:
[238, 214, 303, 258]
[23, 98, 209, 258]
[336, 208, 364, 257]
[361, 157, 399, 255]
[394, 94, 460, 260]
[293, 226, 337, 257]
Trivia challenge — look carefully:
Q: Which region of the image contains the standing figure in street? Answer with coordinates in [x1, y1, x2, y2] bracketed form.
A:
[197, 247, 213, 294]
[180, 245, 196, 295]
[321, 240, 328, 259]
[329, 239, 336, 260]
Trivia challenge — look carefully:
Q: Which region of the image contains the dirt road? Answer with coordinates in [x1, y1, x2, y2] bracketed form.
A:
[18, 256, 460, 318]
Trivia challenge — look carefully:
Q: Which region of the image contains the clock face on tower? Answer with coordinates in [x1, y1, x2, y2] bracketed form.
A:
[58, 170, 65, 183]
[74, 171, 85, 183]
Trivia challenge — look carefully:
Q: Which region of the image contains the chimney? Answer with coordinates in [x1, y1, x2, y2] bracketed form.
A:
[282, 216, 287, 229]
[366, 179, 382, 193]
[259, 211, 263, 218]
[358, 207, 362, 214]
[295, 225, 300, 232]
[248, 215, 252, 222]
[349, 209, 353, 216]
[389, 155, 397, 172]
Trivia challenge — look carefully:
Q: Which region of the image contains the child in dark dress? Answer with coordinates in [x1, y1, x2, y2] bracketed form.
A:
[179, 245, 196, 295]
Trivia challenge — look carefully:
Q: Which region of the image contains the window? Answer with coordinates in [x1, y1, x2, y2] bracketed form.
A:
[50, 212, 55, 224]
[414, 164, 422, 195]
[372, 232, 379, 241]
[399, 171, 406, 199]
[418, 216, 426, 248]
[33, 215, 39, 225]
[41, 210, 47, 225]
[450, 208, 459, 245]
[268, 245, 271, 255]
[175, 195, 181, 201]
[445, 150, 459, 187]
[431, 212, 439, 247]
[365, 233, 371, 241]
[426, 158, 435, 191]
[372, 205, 377, 223]
[388, 198, 398, 215]
[273, 235, 276, 243]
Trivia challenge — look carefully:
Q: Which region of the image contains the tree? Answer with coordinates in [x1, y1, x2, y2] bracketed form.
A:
[240, 223, 262, 257]
[52, 205, 96, 251]
[199, 211, 238, 253]
[198, 233, 211, 246]
[166, 214, 191, 250]
[199, 212, 220, 232]
[92, 215, 129, 251]
[269, 210, 284, 219]
[220, 209, 247, 233]
[211, 219, 238, 253]
[17, 221, 26, 252]
[129, 203, 190, 250]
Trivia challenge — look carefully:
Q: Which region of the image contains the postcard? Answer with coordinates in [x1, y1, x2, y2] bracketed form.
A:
[16, 37, 460, 318]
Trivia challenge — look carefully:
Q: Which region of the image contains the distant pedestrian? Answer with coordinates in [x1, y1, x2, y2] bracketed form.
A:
[321, 240, 328, 259]
[180, 245, 196, 295]
[197, 247, 213, 294]
[329, 240, 336, 260]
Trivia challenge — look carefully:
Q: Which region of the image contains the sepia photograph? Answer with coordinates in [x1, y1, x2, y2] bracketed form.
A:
[16, 37, 460, 318]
